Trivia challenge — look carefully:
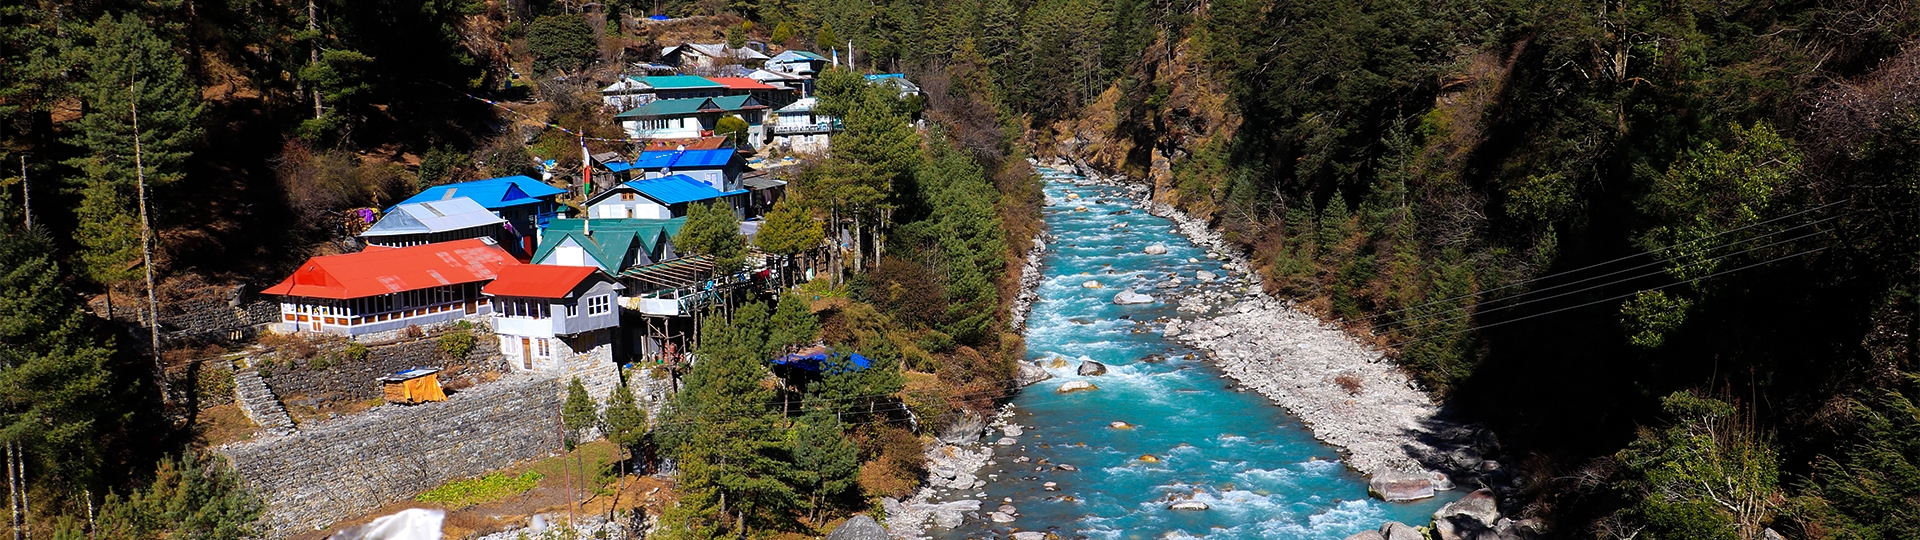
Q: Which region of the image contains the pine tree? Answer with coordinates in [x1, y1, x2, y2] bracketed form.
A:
[754, 199, 824, 287]
[63, 14, 202, 291]
[601, 384, 648, 449]
[790, 410, 858, 523]
[85, 454, 263, 540]
[562, 377, 597, 446]
[768, 292, 819, 356]
[0, 230, 117, 504]
[674, 201, 748, 274]
[657, 306, 798, 536]
[527, 14, 599, 75]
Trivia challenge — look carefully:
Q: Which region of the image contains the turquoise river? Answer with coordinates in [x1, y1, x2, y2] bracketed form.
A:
[939, 168, 1456, 539]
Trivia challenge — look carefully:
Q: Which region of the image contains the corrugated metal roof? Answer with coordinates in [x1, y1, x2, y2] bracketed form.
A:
[483, 265, 614, 299]
[710, 95, 766, 111]
[632, 75, 723, 89]
[395, 176, 565, 210]
[773, 50, 827, 62]
[531, 218, 685, 270]
[615, 97, 720, 118]
[361, 197, 504, 237]
[707, 77, 777, 90]
[628, 174, 738, 205]
[635, 149, 736, 170]
[261, 238, 518, 299]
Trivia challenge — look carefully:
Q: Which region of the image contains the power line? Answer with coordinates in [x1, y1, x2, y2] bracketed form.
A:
[1375, 224, 1838, 332]
[1360, 199, 1850, 323]
[1387, 244, 1833, 349]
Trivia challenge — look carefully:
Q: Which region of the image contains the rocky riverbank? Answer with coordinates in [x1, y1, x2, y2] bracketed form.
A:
[882, 406, 1027, 539]
[1032, 158, 1519, 509]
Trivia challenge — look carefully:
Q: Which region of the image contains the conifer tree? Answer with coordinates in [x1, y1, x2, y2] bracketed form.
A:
[768, 291, 819, 356]
[601, 383, 648, 450]
[0, 230, 117, 504]
[657, 306, 798, 536]
[675, 201, 748, 273]
[562, 377, 597, 446]
[755, 198, 824, 287]
[63, 14, 202, 291]
[790, 410, 858, 523]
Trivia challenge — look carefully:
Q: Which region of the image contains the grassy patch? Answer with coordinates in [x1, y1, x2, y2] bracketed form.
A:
[417, 471, 545, 509]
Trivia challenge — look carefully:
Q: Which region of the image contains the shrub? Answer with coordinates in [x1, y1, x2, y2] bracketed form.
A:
[439, 329, 476, 359]
[343, 342, 369, 361]
[415, 471, 544, 509]
[403, 324, 424, 339]
[1334, 373, 1363, 395]
[855, 426, 925, 499]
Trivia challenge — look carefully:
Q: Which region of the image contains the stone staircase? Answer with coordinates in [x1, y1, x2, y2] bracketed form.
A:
[233, 365, 296, 435]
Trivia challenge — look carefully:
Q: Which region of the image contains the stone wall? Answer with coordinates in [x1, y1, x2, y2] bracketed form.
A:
[218, 374, 565, 537]
[257, 332, 504, 408]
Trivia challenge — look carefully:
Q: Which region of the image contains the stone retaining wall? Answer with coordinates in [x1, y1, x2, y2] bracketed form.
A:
[258, 332, 504, 408]
[218, 373, 565, 537]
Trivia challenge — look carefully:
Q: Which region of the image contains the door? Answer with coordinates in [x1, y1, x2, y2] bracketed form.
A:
[465, 300, 476, 315]
[521, 338, 533, 369]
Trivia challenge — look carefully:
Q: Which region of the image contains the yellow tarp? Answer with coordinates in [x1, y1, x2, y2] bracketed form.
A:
[403, 375, 447, 402]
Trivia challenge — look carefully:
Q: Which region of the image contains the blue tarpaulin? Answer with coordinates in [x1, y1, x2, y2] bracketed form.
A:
[649, 14, 671, 20]
[772, 351, 870, 373]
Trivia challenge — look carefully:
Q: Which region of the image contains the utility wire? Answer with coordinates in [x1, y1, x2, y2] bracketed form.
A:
[1374, 225, 1838, 331]
[1386, 244, 1833, 349]
[1358, 199, 1850, 323]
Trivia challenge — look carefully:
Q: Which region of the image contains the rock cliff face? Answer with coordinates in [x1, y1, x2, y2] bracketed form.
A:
[1032, 35, 1238, 217]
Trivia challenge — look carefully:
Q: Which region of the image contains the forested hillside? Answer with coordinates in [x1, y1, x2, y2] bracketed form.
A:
[4, 0, 1919, 535]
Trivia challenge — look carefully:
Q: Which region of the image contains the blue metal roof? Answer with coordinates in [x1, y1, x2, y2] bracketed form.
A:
[395, 176, 566, 211]
[625, 174, 742, 205]
[634, 149, 736, 170]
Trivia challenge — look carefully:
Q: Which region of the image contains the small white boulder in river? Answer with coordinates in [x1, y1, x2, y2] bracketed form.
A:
[1082, 280, 1103, 289]
[1196, 270, 1217, 282]
[1057, 380, 1099, 393]
[1168, 501, 1210, 511]
[1113, 290, 1154, 305]
[1143, 243, 1169, 254]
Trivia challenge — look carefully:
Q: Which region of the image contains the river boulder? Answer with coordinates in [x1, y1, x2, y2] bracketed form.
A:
[1343, 532, 1386, 540]
[1196, 270, 1217, 282]
[1078, 360, 1108, 375]
[1380, 521, 1423, 540]
[1434, 489, 1501, 540]
[1168, 501, 1209, 511]
[1082, 280, 1103, 288]
[1369, 470, 1436, 501]
[825, 515, 888, 540]
[1057, 380, 1098, 393]
[1114, 290, 1154, 304]
[1016, 362, 1052, 386]
[1143, 243, 1169, 254]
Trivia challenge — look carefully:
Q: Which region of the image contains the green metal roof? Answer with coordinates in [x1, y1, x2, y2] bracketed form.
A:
[615, 97, 719, 118]
[710, 95, 766, 111]
[633, 75, 723, 90]
[532, 218, 687, 270]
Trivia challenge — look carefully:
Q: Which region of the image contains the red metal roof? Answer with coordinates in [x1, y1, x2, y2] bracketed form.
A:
[482, 265, 603, 299]
[707, 77, 778, 91]
[261, 238, 519, 300]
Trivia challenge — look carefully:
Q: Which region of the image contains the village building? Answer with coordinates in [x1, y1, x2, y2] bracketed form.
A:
[262, 238, 517, 337]
[583, 174, 746, 219]
[768, 97, 840, 154]
[631, 148, 745, 191]
[358, 197, 525, 257]
[391, 175, 566, 255]
[768, 50, 829, 77]
[598, 75, 726, 109]
[482, 264, 624, 372]
[530, 218, 684, 271]
[707, 76, 793, 110]
[865, 73, 922, 98]
[614, 95, 769, 145]
[661, 43, 770, 71]
[747, 68, 812, 98]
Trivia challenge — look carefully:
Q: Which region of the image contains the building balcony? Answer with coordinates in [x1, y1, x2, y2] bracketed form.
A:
[771, 121, 841, 135]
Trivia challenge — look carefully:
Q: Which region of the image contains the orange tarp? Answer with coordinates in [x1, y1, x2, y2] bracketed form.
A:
[404, 375, 447, 402]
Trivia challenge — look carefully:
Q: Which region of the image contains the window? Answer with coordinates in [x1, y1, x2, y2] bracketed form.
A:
[536, 339, 551, 357]
[621, 192, 636, 201]
[567, 303, 579, 317]
[587, 295, 611, 316]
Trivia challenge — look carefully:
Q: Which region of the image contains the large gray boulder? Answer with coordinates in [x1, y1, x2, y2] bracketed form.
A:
[1381, 521, 1423, 540]
[1369, 470, 1435, 501]
[1017, 361, 1052, 386]
[1114, 289, 1155, 305]
[1434, 489, 1501, 540]
[826, 515, 887, 540]
[1077, 360, 1108, 376]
